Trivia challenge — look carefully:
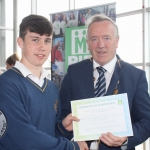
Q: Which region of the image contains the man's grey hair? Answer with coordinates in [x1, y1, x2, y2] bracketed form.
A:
[85, 14, 119, 39]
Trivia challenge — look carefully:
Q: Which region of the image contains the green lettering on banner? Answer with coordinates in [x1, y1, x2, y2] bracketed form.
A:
[75, 37, 86, 53]
[65, 26, 91, 73]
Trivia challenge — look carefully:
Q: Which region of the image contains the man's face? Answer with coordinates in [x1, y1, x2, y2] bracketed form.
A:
[17, 31, 52, 69]
[87, 20, 119, 66]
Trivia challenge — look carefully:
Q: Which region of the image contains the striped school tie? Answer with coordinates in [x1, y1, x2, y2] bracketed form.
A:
[95, 66, 106, 97]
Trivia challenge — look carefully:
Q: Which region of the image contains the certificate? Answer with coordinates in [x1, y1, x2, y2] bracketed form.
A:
[71, 93, 133, 141]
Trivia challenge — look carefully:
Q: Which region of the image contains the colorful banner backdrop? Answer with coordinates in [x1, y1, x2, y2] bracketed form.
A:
[65, 26, 91, 73]
[50, 2, 116, 89]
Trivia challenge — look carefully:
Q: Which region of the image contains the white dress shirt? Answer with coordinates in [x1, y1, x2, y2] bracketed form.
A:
[14, 61, 49, 87]
[93, 56, 117, 91]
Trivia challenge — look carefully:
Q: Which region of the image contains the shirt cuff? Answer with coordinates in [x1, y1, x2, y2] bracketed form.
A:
[121, 138, 128, 150]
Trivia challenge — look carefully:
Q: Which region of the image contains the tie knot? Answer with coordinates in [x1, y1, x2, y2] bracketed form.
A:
[96, 67, 106, 74]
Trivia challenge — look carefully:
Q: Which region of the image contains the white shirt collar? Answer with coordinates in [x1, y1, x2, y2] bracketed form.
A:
[93, 55, 117, 73]
[14, 61, 48, 80]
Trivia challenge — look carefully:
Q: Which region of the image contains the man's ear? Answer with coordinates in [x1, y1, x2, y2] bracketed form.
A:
[116, 37, 119, 48]
[17, 37, 24, 49]
[86, 39, 91, 51]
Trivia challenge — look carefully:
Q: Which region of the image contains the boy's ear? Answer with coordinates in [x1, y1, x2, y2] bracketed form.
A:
[17, 37, 24, 49]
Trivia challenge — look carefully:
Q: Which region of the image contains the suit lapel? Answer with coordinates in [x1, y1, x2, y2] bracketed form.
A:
[82, 56, 123, 98]
[106, 57, 123, 96]
[83, 59, 95, 98]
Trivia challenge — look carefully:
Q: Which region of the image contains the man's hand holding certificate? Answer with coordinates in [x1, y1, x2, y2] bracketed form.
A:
[71, 93, 133, 141]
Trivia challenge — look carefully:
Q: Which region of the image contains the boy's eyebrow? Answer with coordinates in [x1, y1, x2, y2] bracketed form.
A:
[30, 36, 40, 38]
[30, 36, 52, 40]
[46, 37, 52, 41]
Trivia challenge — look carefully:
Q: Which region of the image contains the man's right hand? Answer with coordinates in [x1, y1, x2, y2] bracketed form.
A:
[77, 141, 89, 150]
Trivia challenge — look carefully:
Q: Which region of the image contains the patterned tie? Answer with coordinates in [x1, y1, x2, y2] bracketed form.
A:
[95, 66, 106, 97]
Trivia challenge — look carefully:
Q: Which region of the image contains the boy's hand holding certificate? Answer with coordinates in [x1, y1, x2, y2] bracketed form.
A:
[71, 93, 133, 141]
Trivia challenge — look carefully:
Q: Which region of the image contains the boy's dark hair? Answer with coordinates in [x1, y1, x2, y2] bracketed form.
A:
[19, 14, 53, 40]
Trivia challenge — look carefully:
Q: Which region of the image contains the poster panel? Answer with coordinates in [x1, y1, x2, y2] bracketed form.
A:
[50, 2, 116, 89]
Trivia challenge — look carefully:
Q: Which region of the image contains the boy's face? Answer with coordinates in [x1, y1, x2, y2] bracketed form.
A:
[17, 31, 52, 69]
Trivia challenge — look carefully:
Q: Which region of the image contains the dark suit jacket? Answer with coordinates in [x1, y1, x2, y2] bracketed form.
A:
[60, 55, 150, 150]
